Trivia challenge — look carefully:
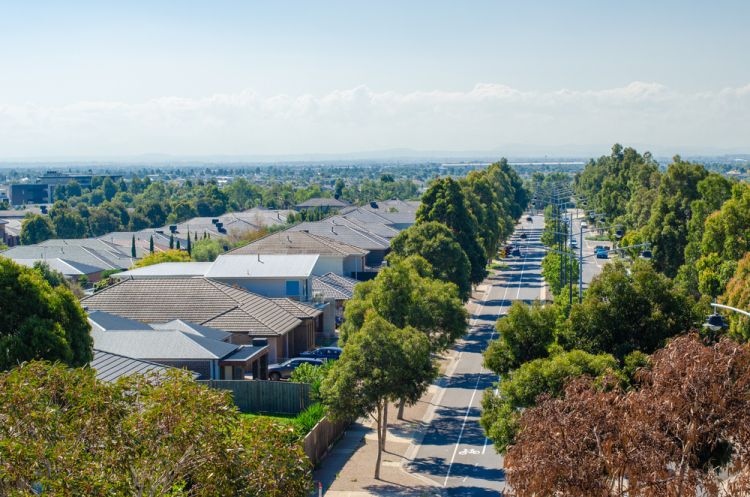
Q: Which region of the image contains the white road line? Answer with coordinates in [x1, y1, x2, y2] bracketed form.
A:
[442, 351, 487, 487]
[443, 229, 527, 487]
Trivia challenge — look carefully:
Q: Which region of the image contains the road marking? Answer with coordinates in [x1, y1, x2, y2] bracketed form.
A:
[443, 229, 530, 487]
[443, 365, 485, 487]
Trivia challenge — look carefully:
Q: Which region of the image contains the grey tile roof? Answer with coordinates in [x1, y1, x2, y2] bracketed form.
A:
[312, 272, 359, 300]
[90, 349, 175, 382]
[227, 230, 367, 256]
[270, 298, 324, 318]
[81, 277, 302, 337]
[14, 258, 104, 277]
[3, 239, 136, 270]
[288, 219, 390, 251]
[295, 197, 350, 209]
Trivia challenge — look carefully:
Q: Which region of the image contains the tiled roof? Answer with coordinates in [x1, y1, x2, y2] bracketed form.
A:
[90, 349, 175, 382]
[295, 197, 350, 209]
[288, 219, 390, 251]
[270, 298, 323, 318]
[312, 272, 359, 300]
[13, 258, 104, 276]
[227, 230, 367, 256]
[2, 243, 134, 271]
[81, 278, 302, 337]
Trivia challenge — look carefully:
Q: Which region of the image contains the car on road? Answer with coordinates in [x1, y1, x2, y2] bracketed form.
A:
[581, 221, 588, 229]
[511, 248, 522, 257]
[268, 357, 324, 380]
[595, 248, 609, 259]
[520, 233, 528, 239]
[526, 216, 533, 222]
[300, 346, 343, 361]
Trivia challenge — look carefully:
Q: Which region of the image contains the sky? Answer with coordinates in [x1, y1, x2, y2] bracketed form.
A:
[0, 0, 748, 159]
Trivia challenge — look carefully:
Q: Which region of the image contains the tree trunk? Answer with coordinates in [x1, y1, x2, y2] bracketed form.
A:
[381, 402, 389, 452]
[397, 397, 406, 420]
[374, 402, 382, 480]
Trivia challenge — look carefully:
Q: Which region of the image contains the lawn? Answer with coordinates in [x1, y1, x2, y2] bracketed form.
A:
[241, 402, 325, 438]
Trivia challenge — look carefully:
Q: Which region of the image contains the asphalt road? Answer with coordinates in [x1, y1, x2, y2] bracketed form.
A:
[567, 209, 610, 291]
[406, 215, 546, 496]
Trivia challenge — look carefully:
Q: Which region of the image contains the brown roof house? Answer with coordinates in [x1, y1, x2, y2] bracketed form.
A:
[82, 278, 321, 362]
[227, 230, 368, 278]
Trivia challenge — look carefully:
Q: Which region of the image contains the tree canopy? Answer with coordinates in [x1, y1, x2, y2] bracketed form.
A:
[389, 221, 472, 300]
[0, 362, 312, 497]
[0, 257, 92, 370]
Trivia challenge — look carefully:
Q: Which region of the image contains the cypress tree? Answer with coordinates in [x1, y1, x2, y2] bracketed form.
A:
[149, 235, 154, 254]
[169, 234, 174, 249]
[131, 235, 136, 258]
[186, 230, 192, 256]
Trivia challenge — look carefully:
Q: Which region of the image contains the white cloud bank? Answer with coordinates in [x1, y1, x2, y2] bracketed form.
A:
[0, 81, 748, 158]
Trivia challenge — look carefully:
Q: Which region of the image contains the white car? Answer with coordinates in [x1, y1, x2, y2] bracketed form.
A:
[581, 221, 588, 229]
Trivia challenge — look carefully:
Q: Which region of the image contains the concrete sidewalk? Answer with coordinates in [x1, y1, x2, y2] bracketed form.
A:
[313, 283, 494, 496]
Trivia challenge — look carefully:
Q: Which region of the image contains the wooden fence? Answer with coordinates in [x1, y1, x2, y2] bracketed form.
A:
[303, 416, 350, 466]
[199, 380, 312, 415]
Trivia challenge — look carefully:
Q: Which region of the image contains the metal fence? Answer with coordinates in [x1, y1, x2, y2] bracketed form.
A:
[199, 380, 312, 415]
[303, 416, 350, 467]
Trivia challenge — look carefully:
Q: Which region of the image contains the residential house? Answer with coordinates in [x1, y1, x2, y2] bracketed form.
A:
[90, 349, 184, 383]
[88, 310, 269, 380]
[294, 197, 350, 211]
[227, 230, 368, 278]
[81, 278, 321, 362]
[13, 258, 105, 283]
[312, 272, 359, 330]
[288, 219, 392, 268]
[2, 238, 140, 281]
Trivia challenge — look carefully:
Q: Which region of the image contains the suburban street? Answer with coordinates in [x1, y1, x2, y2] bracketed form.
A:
[405, 214, 546, 496]
[568, 209, 611, 292]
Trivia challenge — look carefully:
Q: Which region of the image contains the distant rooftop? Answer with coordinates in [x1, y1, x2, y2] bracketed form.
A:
[295, 197, 350, 209]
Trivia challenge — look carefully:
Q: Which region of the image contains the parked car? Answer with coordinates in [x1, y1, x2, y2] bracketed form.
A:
[300, 346, 343, 361]
[268, 357, 324, 381]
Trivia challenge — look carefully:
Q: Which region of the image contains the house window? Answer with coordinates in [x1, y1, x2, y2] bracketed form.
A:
[286, 280, 300, 296]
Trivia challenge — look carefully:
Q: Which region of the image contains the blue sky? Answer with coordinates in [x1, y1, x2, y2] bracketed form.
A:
[0, 1, 748, 158]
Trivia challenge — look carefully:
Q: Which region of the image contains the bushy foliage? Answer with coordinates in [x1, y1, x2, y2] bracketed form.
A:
[0, 257, 92, 369]
[0, 362, 312, 497]
[132, 249, 191, 268]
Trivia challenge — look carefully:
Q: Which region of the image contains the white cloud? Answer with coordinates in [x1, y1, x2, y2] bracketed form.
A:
[0, 82, 748, 158]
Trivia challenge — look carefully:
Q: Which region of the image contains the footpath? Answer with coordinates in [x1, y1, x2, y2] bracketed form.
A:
[313, 280, 494, 497]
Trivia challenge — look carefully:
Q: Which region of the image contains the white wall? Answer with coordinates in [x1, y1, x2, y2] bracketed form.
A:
[312, 255, 344, 276]
[214, 276, 313, 300]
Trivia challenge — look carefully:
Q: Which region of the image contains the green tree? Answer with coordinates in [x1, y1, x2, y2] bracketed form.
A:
[191, 238, 225, 262]
[642, 157, 708, 277]
[50, 207, 87, 238]
[481, 349, 619, 453]
[563, 259, 695, 360]
[131, 234, 137, 258]
[0, 362, 312, 496]
[149, 235, 154, 254]
[721, 252, 750, 341]
[484, 301, 559, 376]
[88, 207, 121, 236]
[20, 214, 55, 244]
[339, 256, 467, 353]
[0, 258, 92, 369]
[541, 249, 579, 296]
[321, 313, 434, 479]
[417, 177, 487, 285]
[133, 249, 191, 268]
[390, 221, 472, 300]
